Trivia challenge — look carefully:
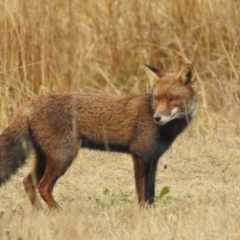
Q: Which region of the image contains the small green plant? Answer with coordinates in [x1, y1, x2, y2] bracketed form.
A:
[103, 188, 110, 195]
[95, 188, 133, 208]
[155, 186, 170, 201]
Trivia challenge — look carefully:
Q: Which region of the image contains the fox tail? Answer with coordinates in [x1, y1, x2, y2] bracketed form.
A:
[0, 121, 32, 185]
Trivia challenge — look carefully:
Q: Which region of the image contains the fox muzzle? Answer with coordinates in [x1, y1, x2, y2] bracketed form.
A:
[153, 115, 161, 123]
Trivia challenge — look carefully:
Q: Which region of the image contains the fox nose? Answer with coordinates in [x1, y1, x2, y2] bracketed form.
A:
[154, 116, 161, 122]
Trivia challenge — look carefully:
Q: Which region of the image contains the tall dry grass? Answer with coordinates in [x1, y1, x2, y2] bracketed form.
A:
[0, 0, 240, 130]
[0, 1, 240, 239]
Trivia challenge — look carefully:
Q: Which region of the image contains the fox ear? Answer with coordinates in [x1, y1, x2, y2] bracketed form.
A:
[177, 64, 195, 84]
[143, 64, 161, 87]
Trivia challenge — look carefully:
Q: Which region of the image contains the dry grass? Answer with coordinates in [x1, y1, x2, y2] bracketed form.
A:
[1, 126, 240, 240]
[0, 0, 240, 128]
[0, 0, 240, 239]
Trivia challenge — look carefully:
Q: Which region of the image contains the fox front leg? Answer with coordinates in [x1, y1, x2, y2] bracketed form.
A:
[132, 154, 158, 205]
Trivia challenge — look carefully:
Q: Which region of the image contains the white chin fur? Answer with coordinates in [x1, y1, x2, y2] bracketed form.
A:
[159, 115, 173, 124]
[156, 107, 179, 125]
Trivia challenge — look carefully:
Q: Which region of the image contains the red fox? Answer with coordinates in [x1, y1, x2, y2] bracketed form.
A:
[0, 64, 197, 209]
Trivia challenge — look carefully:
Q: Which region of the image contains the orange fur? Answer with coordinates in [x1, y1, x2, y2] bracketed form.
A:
[0, 64, 197, 209]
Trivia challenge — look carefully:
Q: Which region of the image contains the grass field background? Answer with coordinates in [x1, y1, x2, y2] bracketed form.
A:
[0, 0, 240, 239]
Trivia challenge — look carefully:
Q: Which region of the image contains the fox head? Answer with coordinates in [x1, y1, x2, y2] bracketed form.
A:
[144, 63, 197, 125]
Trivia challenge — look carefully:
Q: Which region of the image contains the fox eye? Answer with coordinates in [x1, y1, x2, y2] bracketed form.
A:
[169, 96, 179, 102]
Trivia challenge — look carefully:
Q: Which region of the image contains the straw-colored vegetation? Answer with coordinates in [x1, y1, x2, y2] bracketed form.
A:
[0, 0, 240, 239]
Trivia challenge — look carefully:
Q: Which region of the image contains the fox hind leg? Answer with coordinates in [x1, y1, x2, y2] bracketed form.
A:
[37, 148, 79, 209]
[37, 164, 60, 209]
[23, 150, 46, 210]
[23, 173, 43, 210]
